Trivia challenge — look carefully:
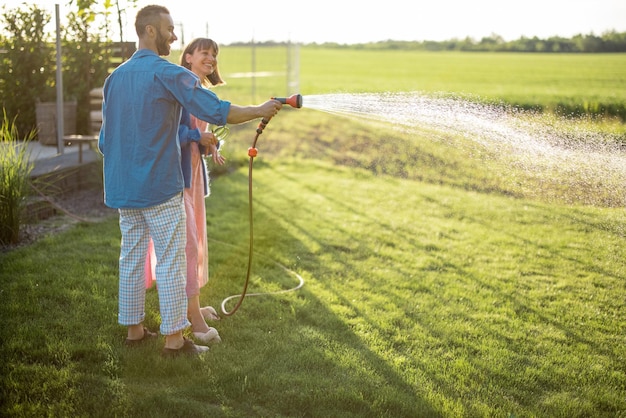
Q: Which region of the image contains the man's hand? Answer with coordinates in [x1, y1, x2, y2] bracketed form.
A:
[226, 99, 283, 124]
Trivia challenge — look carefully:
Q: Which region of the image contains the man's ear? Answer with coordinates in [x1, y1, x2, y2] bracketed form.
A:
[145, 24, 156, 38]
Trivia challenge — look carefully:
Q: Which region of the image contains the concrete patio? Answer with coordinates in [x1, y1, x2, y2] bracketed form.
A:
[28, 140, 100, 178]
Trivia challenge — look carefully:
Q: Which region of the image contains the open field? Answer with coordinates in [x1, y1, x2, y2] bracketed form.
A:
[1, 47, 624, 417]
[204, 47, 626, 122]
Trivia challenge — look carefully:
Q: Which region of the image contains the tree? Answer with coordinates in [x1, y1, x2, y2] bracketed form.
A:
[64, 0, 110, 134]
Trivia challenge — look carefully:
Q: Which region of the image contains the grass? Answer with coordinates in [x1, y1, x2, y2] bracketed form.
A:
[1, 47, 625, 416]
[208, 47, 626, 121]
[1, 107, 625, 416]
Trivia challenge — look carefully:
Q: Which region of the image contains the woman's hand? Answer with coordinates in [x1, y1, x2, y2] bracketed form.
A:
[198, 131, 217, 148]
[207, 143, 225, 165]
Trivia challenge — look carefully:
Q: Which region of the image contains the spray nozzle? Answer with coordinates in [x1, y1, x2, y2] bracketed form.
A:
[273, 94, 303, 109]
[256, 94, 303, 136]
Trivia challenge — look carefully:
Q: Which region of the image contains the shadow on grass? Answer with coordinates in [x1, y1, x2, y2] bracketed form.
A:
[266, 165, 626, 416]
[1, 163, 624, 417]
[0, 188, 439, 417]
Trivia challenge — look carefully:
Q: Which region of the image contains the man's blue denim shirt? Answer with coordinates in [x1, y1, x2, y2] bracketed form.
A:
[98, 49, 230, 209]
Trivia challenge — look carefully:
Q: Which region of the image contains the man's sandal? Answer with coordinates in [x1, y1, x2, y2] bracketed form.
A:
[161, 338, 209, 358]
[124, 327, 157, 346]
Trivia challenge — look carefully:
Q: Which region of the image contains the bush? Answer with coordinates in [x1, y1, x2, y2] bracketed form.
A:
[0, 4, 55, 137]
[0, 110, 36, 246]
[63, 6, 110, 134]
[0, 2, 113, 138]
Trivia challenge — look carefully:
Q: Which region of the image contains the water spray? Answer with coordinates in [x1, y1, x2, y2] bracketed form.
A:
[221, 94, 304, 317]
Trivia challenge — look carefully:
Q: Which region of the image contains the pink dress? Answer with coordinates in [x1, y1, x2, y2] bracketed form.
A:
[145, 115, 209, 297]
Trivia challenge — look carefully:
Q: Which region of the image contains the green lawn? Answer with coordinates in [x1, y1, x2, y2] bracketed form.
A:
[1, 107, 625, 416]
[1, 47, 624, 417]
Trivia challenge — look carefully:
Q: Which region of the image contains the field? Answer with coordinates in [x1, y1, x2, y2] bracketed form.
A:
[1, 48, 625, 417]
[209, 47, 626, 121]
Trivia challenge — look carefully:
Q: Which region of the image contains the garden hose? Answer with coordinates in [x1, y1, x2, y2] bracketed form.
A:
[219, 95, 304, 316]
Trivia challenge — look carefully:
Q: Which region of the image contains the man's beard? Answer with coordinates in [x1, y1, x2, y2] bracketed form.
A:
[155, 31, 171, 56]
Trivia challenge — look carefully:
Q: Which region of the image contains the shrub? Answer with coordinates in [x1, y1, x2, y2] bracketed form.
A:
[0, 4, 55, 137]
[0, 2, 114, 137]
[63, 5, 111, 134]
[0, 110, 36, 246]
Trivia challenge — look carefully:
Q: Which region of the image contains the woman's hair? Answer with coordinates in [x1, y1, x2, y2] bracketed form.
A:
[180, 38, 225, 87]
[135, 5, 170, 36]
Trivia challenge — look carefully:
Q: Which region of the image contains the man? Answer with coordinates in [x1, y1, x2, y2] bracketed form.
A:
[98, 5, 282, 356]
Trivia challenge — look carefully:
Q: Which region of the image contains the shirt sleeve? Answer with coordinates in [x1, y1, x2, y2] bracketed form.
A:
[161, 65, 230, 127]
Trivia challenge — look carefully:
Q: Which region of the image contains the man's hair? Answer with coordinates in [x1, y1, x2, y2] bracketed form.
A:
[135, 5, 170, 36]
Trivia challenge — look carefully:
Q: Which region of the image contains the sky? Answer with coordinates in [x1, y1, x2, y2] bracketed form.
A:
[4, 0, 626, 45]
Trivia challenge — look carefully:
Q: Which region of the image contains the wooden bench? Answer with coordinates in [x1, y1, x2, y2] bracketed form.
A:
[63, 87, 102, 163]
[63, 134, 98, 164]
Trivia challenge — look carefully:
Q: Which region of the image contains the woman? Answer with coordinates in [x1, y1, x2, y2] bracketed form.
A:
[145, 38, 227, 344]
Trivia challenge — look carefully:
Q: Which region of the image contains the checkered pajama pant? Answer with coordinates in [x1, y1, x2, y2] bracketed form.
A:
[117, 194, 191, 335]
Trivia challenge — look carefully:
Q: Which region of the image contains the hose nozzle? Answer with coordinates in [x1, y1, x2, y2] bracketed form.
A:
[257, 94, 302, 135]
[273, 94, 303, 109]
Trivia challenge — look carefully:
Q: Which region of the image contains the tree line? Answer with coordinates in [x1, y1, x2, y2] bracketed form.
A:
[243, 31, 626, 53]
